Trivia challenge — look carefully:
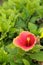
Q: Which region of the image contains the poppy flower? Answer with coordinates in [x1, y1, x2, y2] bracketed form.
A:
[13, 31, 37, 51]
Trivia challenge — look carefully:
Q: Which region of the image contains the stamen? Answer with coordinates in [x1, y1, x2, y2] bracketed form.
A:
[27, 37, 30, 43]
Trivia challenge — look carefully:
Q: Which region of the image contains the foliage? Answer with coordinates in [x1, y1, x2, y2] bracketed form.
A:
[0, 0, 43, 65]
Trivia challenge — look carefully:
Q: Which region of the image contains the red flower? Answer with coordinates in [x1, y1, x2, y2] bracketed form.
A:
[13, 31, 37, 51]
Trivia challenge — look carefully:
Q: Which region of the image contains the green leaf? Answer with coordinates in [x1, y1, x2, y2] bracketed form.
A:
[39, 27, 43, 33]
[37, 6, 43, 17]
[1, 20, 10, 33]
[31, 45, 43, 53]
[2, 62, 6, 65]
[26, 0, 40, 16]
[30, 16, 39, 23]
[6, 44, 18, 55]
[22, 59, 30, 65]
[0, 33, 7, 41]
[21, 8, 29, 20]
[10, 61, 17, 65]
[28, 22, 38, 35]
[0, 26, 2, 32]
[15, 18, 26, 29]
[30, 51, 43, 61]
[0, 48, 8, 63]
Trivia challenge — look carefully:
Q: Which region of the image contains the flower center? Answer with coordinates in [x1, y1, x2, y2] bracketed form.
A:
[25, 37, 31, 47]
[27, 37, 30, 43]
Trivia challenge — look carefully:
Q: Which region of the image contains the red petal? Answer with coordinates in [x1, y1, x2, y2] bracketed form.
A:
[13, 31, 37, 51]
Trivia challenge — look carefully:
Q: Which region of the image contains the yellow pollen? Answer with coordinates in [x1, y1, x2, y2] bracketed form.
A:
[27, 37, 30, 43]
